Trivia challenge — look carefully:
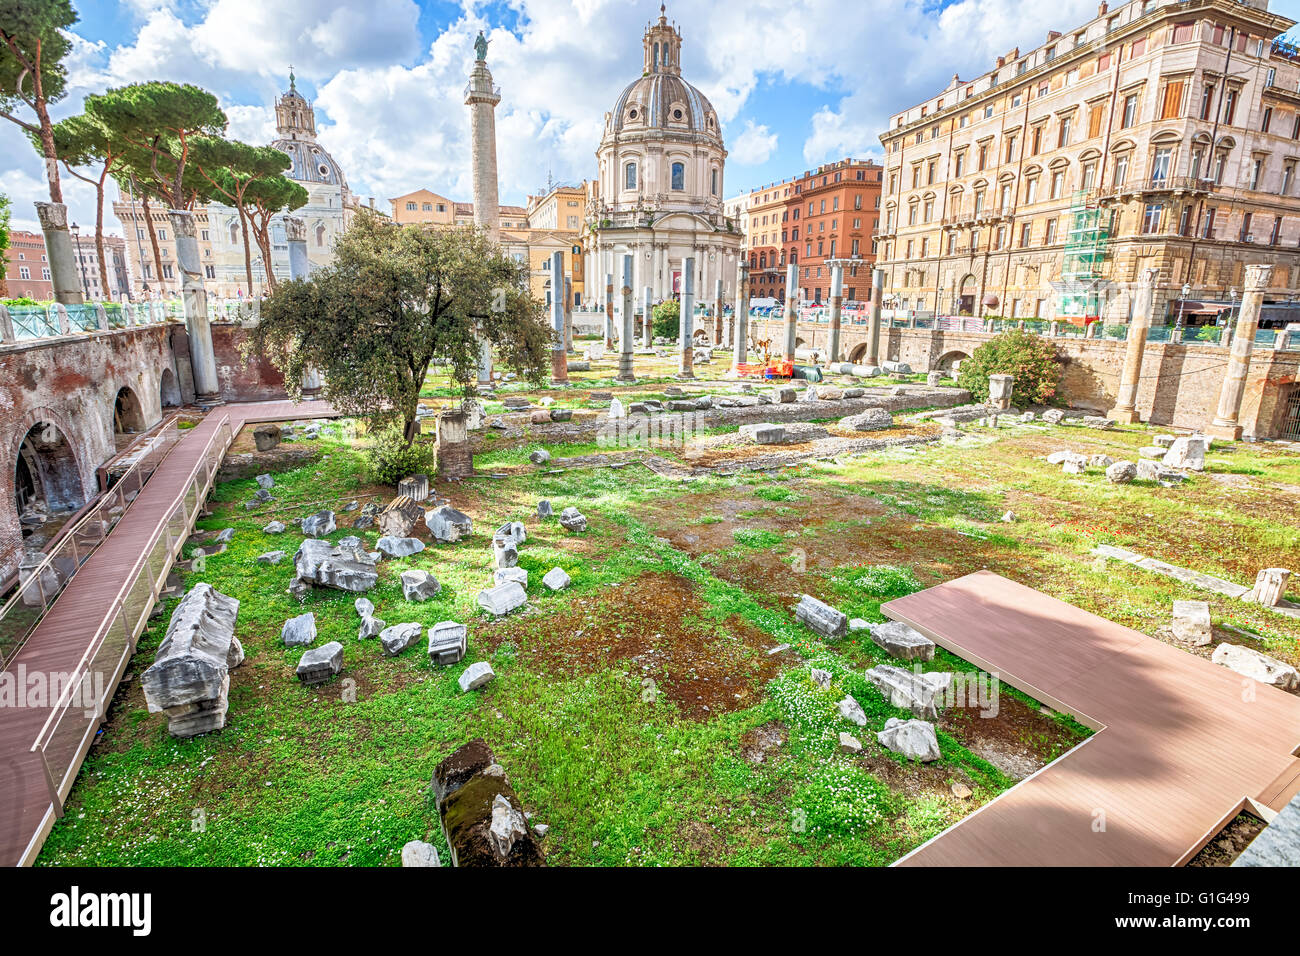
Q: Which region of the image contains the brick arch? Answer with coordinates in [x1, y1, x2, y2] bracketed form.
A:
[848, 342, 870, 364]
[159, 367, 181, 408]
[3, 407, 94, 567]
[937, 349, 971, 372]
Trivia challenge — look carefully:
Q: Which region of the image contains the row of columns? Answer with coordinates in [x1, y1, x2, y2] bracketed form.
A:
[1108, 263, 1271, 440]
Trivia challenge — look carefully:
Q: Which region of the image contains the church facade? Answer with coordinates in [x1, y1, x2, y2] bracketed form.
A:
[583, 8, 741, 306]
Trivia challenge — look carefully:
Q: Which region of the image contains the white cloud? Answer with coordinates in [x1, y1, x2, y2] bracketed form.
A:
[730, 120, 778, 165]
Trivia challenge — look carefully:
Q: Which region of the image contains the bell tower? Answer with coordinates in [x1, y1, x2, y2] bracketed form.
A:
[274, 68, 317, 141]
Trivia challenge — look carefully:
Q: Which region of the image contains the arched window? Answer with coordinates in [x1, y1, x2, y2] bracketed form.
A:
[228, 222, 238, 245]
[653, 42, 659, 70]
[315, 224, 326, 247]
[711, 168, 718, 196]
[671, 162, 685, 191]
[625, 162, 637, 189]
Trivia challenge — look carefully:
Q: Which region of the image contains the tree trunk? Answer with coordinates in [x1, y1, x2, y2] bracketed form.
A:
[254, 222, 276, 292]
[31, 40, 63, 205]
[239, 206, 253, 294]
[142, 194, 164, 294]
[94, 169, 110, 299]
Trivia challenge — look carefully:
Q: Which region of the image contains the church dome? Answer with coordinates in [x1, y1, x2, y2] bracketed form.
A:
[270, 72, 347, 188]
[606, 6, 720, 144]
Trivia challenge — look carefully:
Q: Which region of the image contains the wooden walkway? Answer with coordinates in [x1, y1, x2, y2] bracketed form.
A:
[0, 400, 335, 867]
[883, 572, 1300, 867]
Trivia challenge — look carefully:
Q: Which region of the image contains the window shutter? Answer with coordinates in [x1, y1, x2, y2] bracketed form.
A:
[1162, 80, 1184, 119]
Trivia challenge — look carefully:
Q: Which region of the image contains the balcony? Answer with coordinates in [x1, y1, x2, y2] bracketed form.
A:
[940, 204, 1015, 228]
[1093, 176, 1212, 204]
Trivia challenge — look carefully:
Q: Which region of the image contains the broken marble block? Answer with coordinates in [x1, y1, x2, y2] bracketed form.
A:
[537, 500, 553, 520]
[401, 569, 441, 602]
[493, 566, 528, 588]
[492, 535, 519, 569]
[1171, 600, 1212, 646]
[380, 621, 424, 657]
[263, 520, 286, 534]
[840, 408, 894, 431]
[358, 615, 386, 640]
[1211, 643, 1300, 692]
[738, 423, 785, 445]
[377, 535, 426, 559]
[877, 717, 941, 762]
[300, 510, 336, 536]
[401, 841, 441, 867]
[281, 611, 317, 647]
[379, 496, 424, 538]
[458, 661, 496, 692]
[542, 567, 571, 592]
[559, 507, 587, 532]
[795, 594, 848, 640]
[837, 695, 868, 726]
[355, 598, 374, 618]
[428, 621, 468, 666]
[1105, 460, 1137, 483]
[426, 505, 474, 543]
[294, 539, 379, 593]
[255, 473, 274, 491]
[257, 550, 286, 565]
[477, 581, 527, 617]
[868, 620, 936, 661]
[431, 739, 544, 867]
[297, 641, 344, 685]
[839, 731, 863, 753]
[140, 583, 241, 738]
[1162, 435, 1208, 472]
[1041, 409, 1065, 425]
[1248, 568, 1291, 607]
[865, 664, 953, 720]
[397, 473, 430, 502]
[495, 521, 527, 547]
[528, 449, 551, 466]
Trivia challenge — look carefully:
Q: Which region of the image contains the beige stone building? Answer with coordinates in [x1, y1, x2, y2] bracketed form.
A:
[112, 190, 215, 298]
[877, 0, 1300, 326]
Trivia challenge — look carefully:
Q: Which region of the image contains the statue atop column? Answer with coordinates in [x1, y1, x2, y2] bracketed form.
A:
[474, 30, 489, 62]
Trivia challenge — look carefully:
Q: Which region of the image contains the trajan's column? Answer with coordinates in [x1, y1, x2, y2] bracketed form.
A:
[466, 31, 501, 243]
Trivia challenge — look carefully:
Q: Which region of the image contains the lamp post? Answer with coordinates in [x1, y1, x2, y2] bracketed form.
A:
[1174, 282, 1191, 334]
[70, 222, 91, 301]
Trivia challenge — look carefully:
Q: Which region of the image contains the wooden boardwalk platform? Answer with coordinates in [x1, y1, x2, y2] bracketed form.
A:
[883, 571, 1300, 867]
[0, 400, 335, 867]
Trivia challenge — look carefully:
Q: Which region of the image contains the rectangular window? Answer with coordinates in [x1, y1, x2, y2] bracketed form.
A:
[1262, 107, 1273, 134]
[1161, 79, 1184, 119]
[1044, 219, 1057, 244]
[1270, 215, 1282, 245]
[1224, 89, 1238, 125]
[1058, 115, 1071, 147]
[1114, 154, 1130, 186]
[1171, 22, 1194, 44]
[1200, 85, 1215, 121]
[1202, 207, 1216, 239]
[1150, 148, 1172, 184]
[1251, 158, 1264, 190]
[1142, 203, 1163, 234]
[1050, 171, 1065, 199]
[1239, 211, 1253, 241]
[1019, 221, 1032, 246]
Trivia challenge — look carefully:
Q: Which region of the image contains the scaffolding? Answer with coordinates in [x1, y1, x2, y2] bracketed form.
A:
[1057, 190, 1113, 321]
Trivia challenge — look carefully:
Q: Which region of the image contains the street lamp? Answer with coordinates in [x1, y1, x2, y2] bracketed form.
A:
[1175, 282, 1191, 333]
[70, 222, 91, 301]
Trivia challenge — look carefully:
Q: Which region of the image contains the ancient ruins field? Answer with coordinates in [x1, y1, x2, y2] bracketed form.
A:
[36, 348, 1300, 867]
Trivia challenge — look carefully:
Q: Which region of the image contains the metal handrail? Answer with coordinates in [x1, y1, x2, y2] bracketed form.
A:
[0, 413, 184, 668]
[28, 415, 233, 805]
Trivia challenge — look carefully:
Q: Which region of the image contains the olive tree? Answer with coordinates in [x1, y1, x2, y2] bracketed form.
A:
[250, 210, 552, 444]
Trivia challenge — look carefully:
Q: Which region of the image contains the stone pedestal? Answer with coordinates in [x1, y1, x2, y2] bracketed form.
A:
[713, 277, 724, 345]
[604, 274, 615, 350]
[437, 408, 473, 479]
[35, 202, 83, 306]
[169, 209, 220, 403]
[988, 373, 1014, 410]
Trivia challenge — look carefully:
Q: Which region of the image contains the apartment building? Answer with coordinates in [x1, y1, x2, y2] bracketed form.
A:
[70, 234, 131, 301]
[877, 0, 1300, 324]
[112, 188, 216, 298]
[3, 231, 53, 299]
[744, 178, 796, 301]
[390, 189, 530, 232]
[785, 159, 882, 303]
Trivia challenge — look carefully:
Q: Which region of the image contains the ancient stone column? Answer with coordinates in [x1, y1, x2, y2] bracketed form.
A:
[867, 268, 884, 366]
[714, 277, 724, 346]
[642, 285, 653, 348]
[732, 262, 750, 372]
[783, 263, 798, 362]
[564, 276, 574, 352]
[679, 255, 695, 378]
[604, 272, 615, 350]
[169, 209, 220, 403]
[477, 335, 493, 393]
[35, 202, 83, 305]
[465, 38, 501, 243]
[1108, 267, 1158, 423]
[617, 254, 635, 382]
[285, 216, 310, 281]
[1250, 568, 1290, 606]
[436, 407, 473, 479]
[1207, 264, 1271, 440]
[828, 262, 844, 365]
[549, 250, 567, 383]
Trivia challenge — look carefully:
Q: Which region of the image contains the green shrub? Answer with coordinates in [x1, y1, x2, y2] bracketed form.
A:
[652, 299, 680, 339]
[365, 425, 435, 486]
[956, 328, 1062, 406]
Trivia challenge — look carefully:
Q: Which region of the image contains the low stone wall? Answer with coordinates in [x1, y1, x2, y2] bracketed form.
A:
[750, 318, 1300, 438]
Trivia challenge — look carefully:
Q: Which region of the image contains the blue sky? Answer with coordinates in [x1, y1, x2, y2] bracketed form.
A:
[6, 0, 1300, 233]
